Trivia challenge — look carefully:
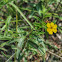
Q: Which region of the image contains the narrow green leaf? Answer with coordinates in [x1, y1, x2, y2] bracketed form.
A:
[17, 36, 26, 59]
[9, 2, 34, 29]
[0, 47, 7, 51]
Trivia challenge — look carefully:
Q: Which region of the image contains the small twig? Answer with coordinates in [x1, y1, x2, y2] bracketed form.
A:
[5, 53, 16, 62]
[47, 50, 62, 60]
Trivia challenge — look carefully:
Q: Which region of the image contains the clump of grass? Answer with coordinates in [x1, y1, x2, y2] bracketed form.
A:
[0, 0, 62, 62]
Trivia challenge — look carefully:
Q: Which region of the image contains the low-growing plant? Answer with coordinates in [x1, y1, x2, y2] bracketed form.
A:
[0, 0, 62, 62]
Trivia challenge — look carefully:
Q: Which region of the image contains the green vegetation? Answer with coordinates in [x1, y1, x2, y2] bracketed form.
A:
[0, 0, 62, 62]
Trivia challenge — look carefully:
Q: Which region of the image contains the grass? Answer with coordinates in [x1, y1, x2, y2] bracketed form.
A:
[0, 0, 62, 62]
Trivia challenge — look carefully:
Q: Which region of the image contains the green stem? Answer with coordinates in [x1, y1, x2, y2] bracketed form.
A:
[9, 2, 34, 29]
[0, 20, 22, 24]
[16, 11, 18, 33]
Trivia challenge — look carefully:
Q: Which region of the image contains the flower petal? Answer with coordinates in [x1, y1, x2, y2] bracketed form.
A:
[50, 22, 54, 27]
[53, 24, 57, 28]
[47, 23, 51, 28]
[47, 28, 51, 32]
[53, 29, 57, 33]
[49, 31, 53, 35]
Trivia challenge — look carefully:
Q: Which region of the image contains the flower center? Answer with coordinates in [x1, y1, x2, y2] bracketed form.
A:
[51, 27, 53, 29]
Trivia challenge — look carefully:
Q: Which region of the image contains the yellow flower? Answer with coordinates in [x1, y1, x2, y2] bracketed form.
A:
[46, 22, 57, 35]
[53, 24, 57, 28]
[49, 31, 53, 35]
[53, 29, 57, 33]
[47, 23, 51, 28]
[47, 28, 53, 35]
[50, 22, 54, 27]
